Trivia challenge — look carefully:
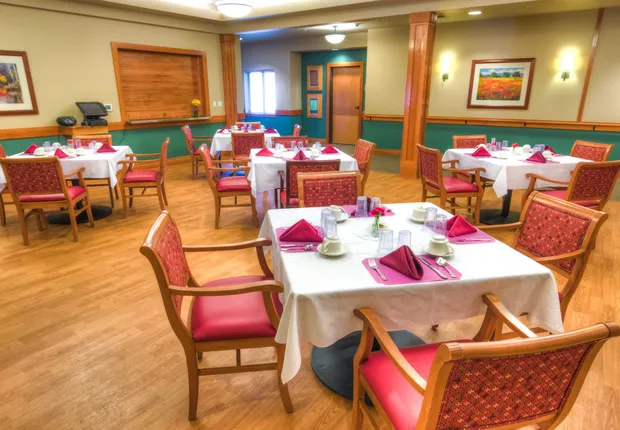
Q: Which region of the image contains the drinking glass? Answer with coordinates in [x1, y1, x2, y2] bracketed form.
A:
[370, 197, 381, 211]
[434, 214, 447, 236]
[313, 142, 321, 149]
[320, 208, 332, 237]
[61, 145, 68, 151]
[377, 228, 394, 256]
[74, 139, 82, 149]
[502, 140, 508, 150]
[397, 230, 412, 248]
[325, 215, 338, 239]
[423, 207, 437, 233]
[355, 196, 368, 217]
[88, 142, 96, 150]
[42, 141, 51, 152]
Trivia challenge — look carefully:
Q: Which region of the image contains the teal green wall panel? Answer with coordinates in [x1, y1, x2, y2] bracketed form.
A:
[301, 49, 367, 139]
[245, 115, 302, 135]
[361, 120, 403, 150]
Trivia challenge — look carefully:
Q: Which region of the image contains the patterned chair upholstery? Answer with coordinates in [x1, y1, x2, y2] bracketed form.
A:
[297, 171, 361, 207]
[523, 161, 620, 211]
[272, 136, 308, 149]
[140, 211, 293, 421]
[231, 132, 265, 162]
[452, 134, 487, 149]
[351, 298, 619, 430]
[181, 125, 213, 179]
[570, 140, 614, 161]
[278, 159, 340, 208]
[235, 122, 262, 130]
[418, 144, 486, 224]
[353, 139, 375, 194]
[292, 124, 302, 136]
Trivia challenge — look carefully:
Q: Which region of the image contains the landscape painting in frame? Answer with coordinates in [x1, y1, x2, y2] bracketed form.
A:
[0, 50, 38, 116]
[467, 58, 535, 109]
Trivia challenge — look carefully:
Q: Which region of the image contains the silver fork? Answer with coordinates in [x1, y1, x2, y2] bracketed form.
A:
[368, 258, 387, 281]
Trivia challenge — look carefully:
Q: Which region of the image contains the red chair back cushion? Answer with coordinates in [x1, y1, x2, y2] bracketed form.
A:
[572, 143, 609, 161]
[4, 161, 63, 195]
[354, 142, 373, 174]
[287, 160, 340, 199]
[154, 220, 190, 317]
[454, 136, 486, 149]
[569, 163, 619, 202]
[181, 125, 195, 152]
[302, 174, 358, 207]
[419, 148, 439, 184]
[273, 137, 307, 149]
[232, 133, 263, 156]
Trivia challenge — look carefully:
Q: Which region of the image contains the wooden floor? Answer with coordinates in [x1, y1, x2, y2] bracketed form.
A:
[0, 161, 618, 430]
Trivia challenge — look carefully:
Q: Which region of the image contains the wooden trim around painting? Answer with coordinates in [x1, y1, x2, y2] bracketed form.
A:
[306, 65, 323, 91]
[363, 113, 404, 122]
[0, 50, 39, 116]
[325, 61, 364, 145]
[307, 94, 323, 119]
[577, 8, 605, 122]
[466, 58, 536, 110]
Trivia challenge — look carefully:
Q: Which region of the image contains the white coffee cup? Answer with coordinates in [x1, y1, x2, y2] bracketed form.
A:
[542, 150, 553, 159]
[76, 147, 86, 155]
[495, 151, 508, 159]
[513, 147, 523, 155]
[329, 205, 342, 219]
[52, 142, 61, 149]
[522, 144, 532, 153]
[412, 205, 427, 222]
[34, 147, 46, 156]
[427, 234, 451, 256]
[322, 236, 343, 254]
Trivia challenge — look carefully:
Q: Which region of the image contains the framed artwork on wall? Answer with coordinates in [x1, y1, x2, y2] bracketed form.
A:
[0, 50, 38, 116]
[307, 65, 323, 91]
[467, 58, 535, 109]
[307, 93, 323, 118]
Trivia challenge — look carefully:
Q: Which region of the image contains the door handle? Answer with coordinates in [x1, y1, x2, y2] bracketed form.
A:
[354, 105, 360, 110]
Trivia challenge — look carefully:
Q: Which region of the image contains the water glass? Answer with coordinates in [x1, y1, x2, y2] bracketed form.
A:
[355, 196, 368, 217]
[88, 142, 96, 150]
[423, 207, 438, 233]
[502, 140, 508, 150]
[313, 142, 322, 149]
[60, 145, 68, 151]
[74, 139, 82, 149]
[397, 230, 412, 248]
[320, 208, 332, 237]
[42, 141, 51, 152]
[324, 215, 338, 239]
[370, 197, 381, 211]
[377, 228, 394, 256]
[434, 214, 447, 236]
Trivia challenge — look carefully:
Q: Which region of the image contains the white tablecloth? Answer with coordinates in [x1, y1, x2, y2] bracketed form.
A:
[248, 148, 359, 197]
[442, 148, 590, 197]
[1, 146, 132, 188]
[258, 203, 563, 383]
[210, 132, 280, 156]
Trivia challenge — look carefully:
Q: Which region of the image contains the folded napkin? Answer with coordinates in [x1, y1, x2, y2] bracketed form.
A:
[97, 143, 116, 153]
[446, 215, 478, 237]
[54, 148, 68, 159]
[24, 144, 38, 155]
[255, 147, 273, 157]
[218, 128, 229, 133]
[322, 144, 338, 154]
[292, 150, 307, 160]
[265, 127, 277, 133]
[545, 145, 556, 154]
[279, 219, 323, 243]
[379, 245, 424, 280]
[526, 151, 547, 163]
[471, 146, 492, 157]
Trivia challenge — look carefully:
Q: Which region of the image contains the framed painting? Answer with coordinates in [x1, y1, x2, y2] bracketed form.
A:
[307, 93, 323, 118]
[307, 65, 323, 91]
[0, 50, 38, 116]
[467, 58, 535, 109]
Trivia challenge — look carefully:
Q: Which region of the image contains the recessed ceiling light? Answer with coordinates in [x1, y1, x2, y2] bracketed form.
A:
[332, 48, 338, 51]
[215, 1, 252, 18]
[468, 10, 482, 16]
[239, 37, 243, 40]
[325, 26, 345, 44]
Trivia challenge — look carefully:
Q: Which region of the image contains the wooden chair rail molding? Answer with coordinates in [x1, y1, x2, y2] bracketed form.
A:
[362, 113, 405, 122]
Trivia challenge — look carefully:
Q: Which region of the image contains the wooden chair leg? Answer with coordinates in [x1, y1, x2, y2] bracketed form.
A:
[17, 208, 29, 246]
[67, 204, 80, 242]
[84, 198, 95, 228]
[157, 184, 166, 210]
[107, 179, 115, 208]
[120, 184, 128, 218]
[114, 184, 119, 200]
[34, 210, 45, 231]
[197, 352, 203, 360]
[351, 366, 364, 429]
[467, 197, 472, 213]
[0, 193, 6, 226]
[129, 187, 134, 208]
[474, 194, 483, 225]
[185, 351, 200, 421]
[273, 189, 279, 209]
[439, 195, 447, 210]
[161, 182, 169, 206]
[276, 345, 294, 413]
[450, 198, 456, 215]
[250, 195, 259, 228]
[214, 196, 221, 229]
[421, 187, 427, 202]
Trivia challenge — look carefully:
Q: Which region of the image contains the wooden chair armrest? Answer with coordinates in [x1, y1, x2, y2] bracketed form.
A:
[117, 159, 161, 166]
[442, 160, 458, 167]
[354, 308, 427, 395]
[63, 167, 85, 178]
[535, 249, 587, 265]
[482, 294, 537, 339]
[524, 173, 570, 186]
[168, 280, 283, 297]
[209, 166, 250, 173]
[182, 238, 272, 252]
[477, 222, 523, 232]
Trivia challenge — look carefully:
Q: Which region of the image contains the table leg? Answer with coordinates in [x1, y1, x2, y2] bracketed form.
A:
[480, 189, 520, 225]
[310, 330, 424, 402]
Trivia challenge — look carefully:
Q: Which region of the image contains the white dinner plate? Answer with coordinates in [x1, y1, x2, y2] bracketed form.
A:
[272, 152, 284, 158]
[317, 243, 348, 257]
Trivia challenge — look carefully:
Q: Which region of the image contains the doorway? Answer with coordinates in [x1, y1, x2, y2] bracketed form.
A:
[326, 62, 364, 145]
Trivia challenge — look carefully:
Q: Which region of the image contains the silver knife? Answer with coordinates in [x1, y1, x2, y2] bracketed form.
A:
[419, 257, 448, 279]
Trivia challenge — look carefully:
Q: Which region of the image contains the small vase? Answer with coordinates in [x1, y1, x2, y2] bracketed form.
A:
[370, 220, 381, 237]
[192, 108, 199, 118]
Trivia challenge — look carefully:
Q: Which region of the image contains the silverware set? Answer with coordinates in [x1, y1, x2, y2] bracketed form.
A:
[280, 244, 315, 251]
[453, 238, 493, 243]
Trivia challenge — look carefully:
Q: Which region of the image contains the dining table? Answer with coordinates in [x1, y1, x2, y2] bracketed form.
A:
[209, 130, 280, 157]
[442, 148, 590, 224]
[258, 202, 563, 398]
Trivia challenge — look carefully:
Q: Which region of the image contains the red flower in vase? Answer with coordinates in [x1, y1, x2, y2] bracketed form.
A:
[370, 207, 386, 217]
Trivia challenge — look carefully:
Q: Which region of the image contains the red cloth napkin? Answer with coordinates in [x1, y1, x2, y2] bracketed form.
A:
[255, 147, 273, 157]
[526, 151, 547, 163]
[292, 150, 307, 160]
[54, 148, 68, 159]
[446, 215, 477, 237]
[97, 143, 116, 153]
[24, 144, 38, 154]
[379, 245, 424, 280]
[279, 219, 323, 243]
[471, 146, 491, 157]
[545, 145, 556, 154]
[322, 144, 338, 154]
[265, 127, 277, 133]
[218, 128, 229, 133]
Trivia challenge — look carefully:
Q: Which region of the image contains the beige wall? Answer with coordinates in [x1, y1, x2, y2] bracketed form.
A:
[0, 2, 227, 129]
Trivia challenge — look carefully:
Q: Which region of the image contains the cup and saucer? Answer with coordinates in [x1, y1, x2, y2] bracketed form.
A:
[423, 234, 455, 257]
[329, 205, 350, 223]
[33, 148, 47, 157]
[318, 236, 348, 257]
[410, 205, 427, 223]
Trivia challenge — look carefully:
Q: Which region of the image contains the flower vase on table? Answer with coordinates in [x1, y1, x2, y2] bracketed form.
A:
[370, 207, 386, 237]
[190, 99, 201, 118]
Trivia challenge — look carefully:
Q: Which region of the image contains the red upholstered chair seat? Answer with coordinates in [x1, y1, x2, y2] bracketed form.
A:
[191, 275, 282, 342]
[193, 148, 201, 156]
[360, 340, 472, 430]
[124, 169, 159, 183]
[279, 189, 299, 207]
[540, 189, 599, 207]
[19, 185, 86, 202]
[427, 177, 479, 193]
[216, 177, 251, 192]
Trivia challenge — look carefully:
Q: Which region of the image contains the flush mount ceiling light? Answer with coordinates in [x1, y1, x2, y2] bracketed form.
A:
[325, 26, 345, 44]
[215, 1, 253, 18]
[468, 10, 482, 15]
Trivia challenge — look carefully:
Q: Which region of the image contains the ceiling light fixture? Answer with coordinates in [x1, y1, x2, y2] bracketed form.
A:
[468, 10, 482, 16]
[325, 26, 345, 44]
[215, 1, 253, 18]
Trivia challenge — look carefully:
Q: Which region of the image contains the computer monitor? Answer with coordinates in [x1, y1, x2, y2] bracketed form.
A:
[75, 102, 108, 118]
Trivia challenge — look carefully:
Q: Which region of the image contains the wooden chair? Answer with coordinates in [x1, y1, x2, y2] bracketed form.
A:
[235, 121, 261, 130]
[452, 134, 487, 149]
[0, 157, 94, 245]
[353, 139, 375, 194]
[73, 134, 119, 207]
[140, 211, 293, 421]
[197, 144, 257, 228]
[231, 132, 265, 164]
[117, 139, 169, 218]
[480, 191, 608, 320]
[277, 159, 340, 208]
[417, 144, 486, 224]
[522, 161, 620, 211]
[0, 143, 13, 226]
[181, 125, 213, 179]
[272, 136, 308, 149]
[351, 295, 619, 430]
[292, 124, 302, 136]
[297, 171, 361, 208]
[570, 140, 614, 161]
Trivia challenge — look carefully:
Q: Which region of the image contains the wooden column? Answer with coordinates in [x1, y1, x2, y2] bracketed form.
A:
[219, 34, 238, 126]
[400, 12, 436, 178]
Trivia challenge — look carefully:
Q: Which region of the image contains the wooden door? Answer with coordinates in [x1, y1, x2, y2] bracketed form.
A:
[330, 66, 362, 145]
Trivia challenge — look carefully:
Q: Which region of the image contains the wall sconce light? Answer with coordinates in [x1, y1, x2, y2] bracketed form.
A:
[559, 49, 577, 81]
[442, 73, 449, 82]
[440, 52, 453, 83]
[561, 71, 570, 81]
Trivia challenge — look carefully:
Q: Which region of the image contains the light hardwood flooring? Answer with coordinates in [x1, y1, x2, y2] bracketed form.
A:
[0, 162, 618, 429]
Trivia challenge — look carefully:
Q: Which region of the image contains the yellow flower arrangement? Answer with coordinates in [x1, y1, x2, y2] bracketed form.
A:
[191, 99, 201, 107]
[0, 75, 7, 85]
